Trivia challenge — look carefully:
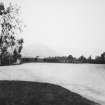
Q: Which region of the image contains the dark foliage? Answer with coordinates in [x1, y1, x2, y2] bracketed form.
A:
[22, 52, 105, 64]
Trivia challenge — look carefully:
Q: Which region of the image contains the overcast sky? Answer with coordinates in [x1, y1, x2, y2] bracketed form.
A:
[2, 0, 105, 57]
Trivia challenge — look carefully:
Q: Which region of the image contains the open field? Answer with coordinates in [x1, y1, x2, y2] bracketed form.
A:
[0, 63, 105, 105]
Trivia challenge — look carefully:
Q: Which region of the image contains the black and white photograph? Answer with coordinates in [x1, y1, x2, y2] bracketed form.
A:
[0, 0, 105, 105]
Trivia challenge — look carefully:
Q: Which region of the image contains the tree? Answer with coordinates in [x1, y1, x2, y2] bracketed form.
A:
[67, 55, 74, 63]
[87, 56, 92, 63]
[101, 52, 105, 61]
[78, 55, 87, 63]
[0, 2, 24, 65]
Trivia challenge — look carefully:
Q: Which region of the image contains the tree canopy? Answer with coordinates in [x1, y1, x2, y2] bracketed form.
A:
[0, 2, 24, 65]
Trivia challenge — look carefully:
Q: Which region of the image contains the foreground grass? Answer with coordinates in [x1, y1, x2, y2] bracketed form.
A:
[0, 80, 99, 105]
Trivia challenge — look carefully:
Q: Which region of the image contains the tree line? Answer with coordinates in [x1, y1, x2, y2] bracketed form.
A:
[22, 52, 105, 64]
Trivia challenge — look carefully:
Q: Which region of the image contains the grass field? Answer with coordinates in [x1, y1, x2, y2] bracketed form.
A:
[0, 80, 99, 105]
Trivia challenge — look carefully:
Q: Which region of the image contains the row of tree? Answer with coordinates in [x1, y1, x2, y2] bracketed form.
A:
[43, 52, 105, 64]
[22, 52, 105, 64]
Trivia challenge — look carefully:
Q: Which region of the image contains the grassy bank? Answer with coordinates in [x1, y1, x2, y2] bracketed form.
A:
[0, 80, 99, 105]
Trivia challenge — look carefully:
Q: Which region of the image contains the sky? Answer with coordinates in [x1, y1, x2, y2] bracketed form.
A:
[1, 0, 105, 58]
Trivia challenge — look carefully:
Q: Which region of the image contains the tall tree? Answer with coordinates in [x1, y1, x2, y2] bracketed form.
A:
[0, 2, 24, 65]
